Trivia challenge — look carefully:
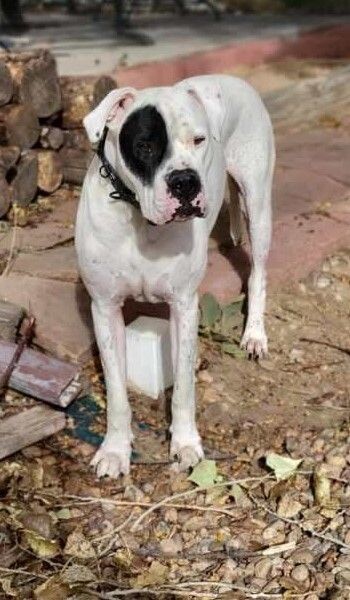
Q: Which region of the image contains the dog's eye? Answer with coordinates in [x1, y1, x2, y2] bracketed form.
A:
[135, 141, 153, 155]
[194, 136, 206, 146]
[134, 140, 155, 163]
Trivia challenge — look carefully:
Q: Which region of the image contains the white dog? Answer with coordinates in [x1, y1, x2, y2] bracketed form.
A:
[75, 74, 275, 478]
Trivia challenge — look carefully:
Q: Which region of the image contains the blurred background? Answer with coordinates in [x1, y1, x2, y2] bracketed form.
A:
[1, 0, 350, 75]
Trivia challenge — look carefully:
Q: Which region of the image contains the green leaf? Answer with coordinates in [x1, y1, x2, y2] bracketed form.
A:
[222, 342, 246, 359]
[188, 459, 218, 488]
[199, 294, 222, 329]
[266, 453, 302, 481]
[55, 508, 71, 520]
[221, 296, 244, 320]
[221, 295, 244, 332]
[230, 483, 252, 508]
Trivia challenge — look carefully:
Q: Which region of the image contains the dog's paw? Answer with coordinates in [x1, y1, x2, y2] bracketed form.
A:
[90, 443, 131, 479]
[241, 326, 268, 358]
[170, 438, 204, 472]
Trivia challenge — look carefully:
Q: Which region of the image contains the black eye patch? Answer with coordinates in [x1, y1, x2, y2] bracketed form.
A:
[119, 105, 168, 185]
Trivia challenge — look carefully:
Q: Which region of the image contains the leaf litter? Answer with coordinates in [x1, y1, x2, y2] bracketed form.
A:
[0, 250, 349, 599]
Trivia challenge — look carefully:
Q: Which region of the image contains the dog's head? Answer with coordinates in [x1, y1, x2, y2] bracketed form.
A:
[84, 85, 220, 225]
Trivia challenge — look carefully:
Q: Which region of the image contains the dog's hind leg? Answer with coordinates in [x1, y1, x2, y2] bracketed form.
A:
[226, 144, 274, 358]
[226, 173, 243, 247]
[239, 180, 272, 357]
[90, 300, 132, 479]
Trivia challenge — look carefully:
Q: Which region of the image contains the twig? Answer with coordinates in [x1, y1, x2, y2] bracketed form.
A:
[0, 566, 46, 580]
[249, 493, 350, 550]
[299, 336, 350, 357]
[39, 492, 240, 520]
[162, 581, 316, 598]
[0, 316, 35, 398]
[93, 589, 218, 598]
[91, 580, 315, 599]
[131, 475, 271, 531]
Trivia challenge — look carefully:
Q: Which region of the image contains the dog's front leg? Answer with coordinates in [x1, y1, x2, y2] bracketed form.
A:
[170, 294, 204, 471]
[90, 300, 132, 478]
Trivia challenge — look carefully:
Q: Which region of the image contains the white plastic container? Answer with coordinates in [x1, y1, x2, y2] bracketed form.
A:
[126, 316, 173, 399]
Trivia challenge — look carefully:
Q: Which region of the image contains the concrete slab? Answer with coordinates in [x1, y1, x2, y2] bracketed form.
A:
[0, 275, 94, 364]
[0, 194, 76, 255]
[200, 199, 350, 302]
[11, 246, 79, 283]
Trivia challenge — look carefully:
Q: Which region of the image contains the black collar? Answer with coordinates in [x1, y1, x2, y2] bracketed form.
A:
[96, 126, 140, 211]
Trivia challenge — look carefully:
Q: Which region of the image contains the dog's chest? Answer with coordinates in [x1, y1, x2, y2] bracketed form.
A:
[106, 260, 177, 304]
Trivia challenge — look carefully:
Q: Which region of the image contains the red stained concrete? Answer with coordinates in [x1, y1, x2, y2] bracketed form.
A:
[199, 129, 350, 302]
[116, 24, 350, 89]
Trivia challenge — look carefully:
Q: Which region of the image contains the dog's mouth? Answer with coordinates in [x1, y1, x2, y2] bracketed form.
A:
[145, 195, 206, 226]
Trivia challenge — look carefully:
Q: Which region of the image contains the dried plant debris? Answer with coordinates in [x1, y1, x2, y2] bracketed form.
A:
[0, 250, 349, 599]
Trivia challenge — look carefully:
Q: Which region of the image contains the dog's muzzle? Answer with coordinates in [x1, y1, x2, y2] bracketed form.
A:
[166, 168, 204, 219]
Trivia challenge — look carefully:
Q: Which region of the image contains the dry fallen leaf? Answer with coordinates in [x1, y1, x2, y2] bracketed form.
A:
[114, 548, 134, 573]
[64, 528, 96, 559]
[20, 512, 55, 540]
[277, 494, 303, 518]
[230, 483, 252, 508]
[134, 560, 169, 587]
[34, 575, 70, 600]
[0, 577, 16, 597]
[23, 530, 60, 559]
[61, 563, 96, 584]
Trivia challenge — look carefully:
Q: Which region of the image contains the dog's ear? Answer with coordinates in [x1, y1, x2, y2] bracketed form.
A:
[186, 87, 221, 143]
[83, 87, 137, 144]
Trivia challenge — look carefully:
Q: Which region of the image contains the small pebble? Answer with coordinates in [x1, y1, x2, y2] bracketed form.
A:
[254, 557, 272, 579]
[164, 508, 178, 524]
[123, 485, 144, 502]
[218, 558, 239, 583]
[290, 548, 314, 565]
[291, 564, 309, 583]
[263, 521, 285, 543]
[159, 536, 183, 556]
[142, 483, 154, 494]
[335, 556, 350, 570]
[183, 516, 207, 531]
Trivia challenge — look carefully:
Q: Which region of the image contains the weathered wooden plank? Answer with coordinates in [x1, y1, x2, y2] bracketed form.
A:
[0, 340, 82, 406]
[0, 405, 66, 460]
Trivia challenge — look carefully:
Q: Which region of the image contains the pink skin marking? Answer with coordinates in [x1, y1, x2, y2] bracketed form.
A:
[151, 192, 181, 225]
[151, 190, 206, 226]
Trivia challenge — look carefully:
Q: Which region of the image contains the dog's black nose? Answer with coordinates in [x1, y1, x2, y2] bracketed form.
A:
[166, 169, 201, 203]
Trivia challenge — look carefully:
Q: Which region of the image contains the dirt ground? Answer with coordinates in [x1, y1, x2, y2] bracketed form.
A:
[0, 59, 349, 599]
[0, 247, 349, 600]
